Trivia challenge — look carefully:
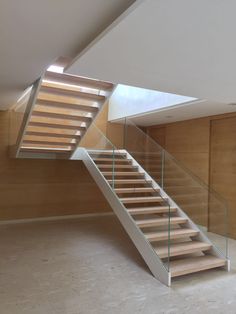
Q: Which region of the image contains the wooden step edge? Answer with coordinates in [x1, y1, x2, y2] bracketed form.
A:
[170, 256, 226, 278]
[28, 121, 86, 131]
[25, 131, 80, 139]
[102, 172, 144, 176]
[154, 241, 212, 259]
[44, 71, 114, 91]
[40, 85, 105, 101]
[128, 206, 176, 215]
[32, 110, 92, 122]
[145, 229, 199, 242]
[41, 79, 105, 100]
[115, 187, 159, 193]
[107, 179, 152, 184]
[136, 217, 188, 228]
[36, 98, 99, 112]
[120, 196, 168, 204]
[89, 151, 127, 156]
[94, 158, 132, 163]
[98, 164, 137, 169]
[23, 140, 76, 147]
[20, 147, 73, 153]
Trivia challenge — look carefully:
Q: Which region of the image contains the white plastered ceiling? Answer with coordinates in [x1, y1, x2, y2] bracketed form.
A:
[128, 100, 235, 127]
[0, 0, 135, 110]
[67, 0, 236, 123]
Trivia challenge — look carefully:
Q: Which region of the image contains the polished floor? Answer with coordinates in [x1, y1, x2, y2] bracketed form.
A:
[0, 215, 235, 314]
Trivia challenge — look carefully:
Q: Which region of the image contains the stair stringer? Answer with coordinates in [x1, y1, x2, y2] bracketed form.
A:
[72, 147, 171, 286]
[125, 150, 230, 271]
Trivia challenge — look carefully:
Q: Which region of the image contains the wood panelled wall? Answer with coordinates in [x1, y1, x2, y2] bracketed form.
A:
[0, 111, 112, 221]
[210, 116, 236, 238]
[147, 119, 210, 183]
[146, 112, 236, 239]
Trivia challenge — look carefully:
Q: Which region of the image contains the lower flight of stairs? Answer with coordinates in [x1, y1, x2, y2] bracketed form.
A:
[86, 149, 227, 282]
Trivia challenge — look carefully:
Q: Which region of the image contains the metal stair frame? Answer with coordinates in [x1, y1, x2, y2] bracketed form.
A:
[72, 147, 171, 286]
[72, 147, 230, 286]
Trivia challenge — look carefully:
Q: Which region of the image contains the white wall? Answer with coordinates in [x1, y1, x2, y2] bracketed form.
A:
[108, 84, 196, 121]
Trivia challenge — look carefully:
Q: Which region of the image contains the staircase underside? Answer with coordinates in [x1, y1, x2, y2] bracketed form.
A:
[16, 71, 113, 158]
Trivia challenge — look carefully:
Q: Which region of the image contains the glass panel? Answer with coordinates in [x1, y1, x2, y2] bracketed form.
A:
[79, 122, 116, 189]
[9, 86, 32, 147]
[124, 118, 228, 261]
[80, 121, 171, 272]
[113, 147, 172, 272]
[163, 150, 228, 259]
[124, 118, 163, 187]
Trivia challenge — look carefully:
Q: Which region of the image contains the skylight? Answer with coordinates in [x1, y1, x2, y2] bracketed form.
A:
[47, 65, 64, 73]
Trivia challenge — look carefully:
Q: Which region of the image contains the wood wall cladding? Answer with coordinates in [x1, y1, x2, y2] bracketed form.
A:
[210, 116, 236, 239]
[147, 118, 210, 183]
[3, 97, 236, 240]
[146, 113, 236, 239]
[165, 118, 209, 184]
[0, 111, 112, 221]
[147, 126, 166, 148]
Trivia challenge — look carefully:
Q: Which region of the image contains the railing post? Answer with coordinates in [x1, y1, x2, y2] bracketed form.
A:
[112, 148, 115, 190]
[123, 117, 127, 149]
[161, 150, 165, 189]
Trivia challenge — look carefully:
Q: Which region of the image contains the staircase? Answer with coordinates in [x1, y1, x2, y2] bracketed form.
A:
[11, 65, 229, 286]
[13, 70, 113, 158]
[73, 148, 229, 286]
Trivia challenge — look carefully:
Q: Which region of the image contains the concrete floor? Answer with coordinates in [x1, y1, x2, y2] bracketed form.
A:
[0, 215, 236, 314]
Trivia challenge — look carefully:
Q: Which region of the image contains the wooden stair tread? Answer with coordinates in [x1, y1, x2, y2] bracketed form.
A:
[120, 196, 167, 204]
[23, 140, 75, 147]
[103, 172, 144, 176]
[25, 131, 80, 139]
[89, 151, 126, 157]
[169, 256, 226, 277]
[128, 206, 176, 215]
[94, 158, 132, 163]
[20, 147, 72, 153]
[32, 110, 91, 122]
[98, 164, 137, 169]
[108, 179, 152, 184]
[136, 217, 188, 227]
[42, 80, 104, 99]
[154, 241, 212, 258]
[145, 228, 199, 242]
[40, 85, 105, 102]
[28, 121, 86, 131]
[115, 187, 159, 193]
[36, 98, 99, 112]
[44, 71, 113, 91]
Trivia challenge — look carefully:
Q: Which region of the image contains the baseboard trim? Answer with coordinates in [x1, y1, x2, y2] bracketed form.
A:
[0, 212, 114, 225]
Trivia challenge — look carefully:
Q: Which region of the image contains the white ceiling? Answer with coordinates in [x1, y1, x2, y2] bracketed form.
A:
[0, 0, 135, 110]
[128, 100, 236, 127]
[67, 0, 236, 107]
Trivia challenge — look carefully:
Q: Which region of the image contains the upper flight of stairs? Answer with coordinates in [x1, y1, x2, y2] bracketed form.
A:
[16, 71, 113, 158]
[74, 148, 228, 286]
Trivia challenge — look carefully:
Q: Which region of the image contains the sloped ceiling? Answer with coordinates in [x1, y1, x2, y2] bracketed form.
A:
[0, 0, 135, 110]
